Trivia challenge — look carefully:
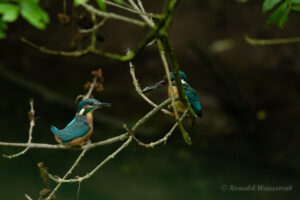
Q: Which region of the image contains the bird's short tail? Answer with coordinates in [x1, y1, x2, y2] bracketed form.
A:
[50, 125, 58, 135]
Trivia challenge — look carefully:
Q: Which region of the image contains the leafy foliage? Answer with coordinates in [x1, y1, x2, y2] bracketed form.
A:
[0, 0, 49, 39]
[96, 0, 107, 11]
[263, 0, 300, 28]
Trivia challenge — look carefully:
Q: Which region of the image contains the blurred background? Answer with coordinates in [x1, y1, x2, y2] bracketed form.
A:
[0, 0, 299, 199]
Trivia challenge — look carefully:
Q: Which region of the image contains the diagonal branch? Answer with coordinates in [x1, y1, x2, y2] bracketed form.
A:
[125, 109, 188, 148]
[129, 62, 172, 115]
[46, 148, 89, 200]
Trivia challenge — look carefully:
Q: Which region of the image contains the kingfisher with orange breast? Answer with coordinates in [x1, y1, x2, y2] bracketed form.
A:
[50, 98, 111, 146]
[142, 71, 202, 124]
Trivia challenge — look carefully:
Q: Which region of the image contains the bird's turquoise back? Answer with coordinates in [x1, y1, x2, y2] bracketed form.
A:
[183, 84, 202, 117]
[50, 115, 90, 144]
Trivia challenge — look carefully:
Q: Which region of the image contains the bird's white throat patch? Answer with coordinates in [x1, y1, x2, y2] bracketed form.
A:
[181, 79, 187, 85]
[79, 108, 85, 115]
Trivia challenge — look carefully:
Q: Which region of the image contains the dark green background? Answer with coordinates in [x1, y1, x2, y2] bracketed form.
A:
[0, 0, 299, 199]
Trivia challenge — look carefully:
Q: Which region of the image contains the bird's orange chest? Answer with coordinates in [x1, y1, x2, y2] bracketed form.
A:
[168, 86, 186, 113]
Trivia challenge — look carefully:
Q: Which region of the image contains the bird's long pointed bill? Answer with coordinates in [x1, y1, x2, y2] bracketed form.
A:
[96, 102, 111, 108]
[142, 80, 166, 93]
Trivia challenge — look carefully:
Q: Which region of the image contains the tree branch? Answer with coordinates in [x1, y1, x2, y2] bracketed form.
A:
[157, 39, 192, 145]
[81, 3, 147, 27]
[129, 62, 172, 115]
[3, 99, 36, 159]
[245, 35, 300, 45]
[46, 148, 89, 200]
[125, 109, 187, 148]
[0, 134, 127, 150]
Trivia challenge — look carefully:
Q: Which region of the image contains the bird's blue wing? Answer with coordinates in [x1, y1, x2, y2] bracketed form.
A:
[54, 116, 90, 143]
[184, 85, 202, 117]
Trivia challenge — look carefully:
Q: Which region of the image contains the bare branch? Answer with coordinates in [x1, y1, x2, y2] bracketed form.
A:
[129, 62, 172, 115]
[47, 137, 133, 184]
[104, 0, 154, 18]
[127, 0, 155, 27]
[81, 3, 147, 27]
[45, 148, 89, 200]
[245, 35, 300, 46]
[25, 194, 33, 200]
[127, 110, 187, 148]
[79, 18, 107, 33]
[0, 134, 127, 150]
[20, 37, 90, 57]
[3, 99, 35, 159]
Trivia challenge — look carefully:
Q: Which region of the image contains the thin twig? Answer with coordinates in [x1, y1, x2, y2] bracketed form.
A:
[46, 148, 89, 200]
[104, 0, 154, 18]
[20, 37, 90, 57]
[245, 35, 300, 46]
[47, 137, 132, 184]
[81, 3, 147, 27]
[129, 62, 172, 115]
[3, 100, 35, 159]
[25, 194, 33, 200]
[79, 18, 107, 33]
[127, 110, 188, 148]
[127, 0, 155, 27]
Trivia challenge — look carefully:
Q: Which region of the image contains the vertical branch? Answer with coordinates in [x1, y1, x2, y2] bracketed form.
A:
[157, 39, 192, 145]
[160, 35, 197, 118]
[3, 99, 36, 159]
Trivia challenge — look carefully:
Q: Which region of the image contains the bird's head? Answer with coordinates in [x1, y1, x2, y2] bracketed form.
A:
[142, 70, 188, 93]
[77, 98, 111, 115]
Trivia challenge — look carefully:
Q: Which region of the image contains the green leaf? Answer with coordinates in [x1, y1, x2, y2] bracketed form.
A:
[0, 3, 19, 22]
[266, 2, 287, 26]
[291, 4, 300, 11]
[20, 0, 49, 30]
[0, 18, 8, 30]
[74, 0, 88, 6]
[291, 0, 300, 4]
[96, 0, 106, 10]
[263, 0, 282, 13]
[278, 10, 289, 28]
[113, 0, 123, 4]
[0, 29, 6, 39]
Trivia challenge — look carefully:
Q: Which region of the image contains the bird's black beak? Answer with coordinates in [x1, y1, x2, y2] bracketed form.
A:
[142, 80, 167, 93]
[96, 102, 111, 108]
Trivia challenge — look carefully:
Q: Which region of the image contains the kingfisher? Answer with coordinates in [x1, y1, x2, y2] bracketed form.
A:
[50, 98, 111, 146]
[142, 71, 202, 124]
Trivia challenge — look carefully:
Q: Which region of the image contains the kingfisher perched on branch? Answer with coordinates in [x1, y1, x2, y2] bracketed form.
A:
[50, 98, 111, 146]
[142, 71, 202, 124]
